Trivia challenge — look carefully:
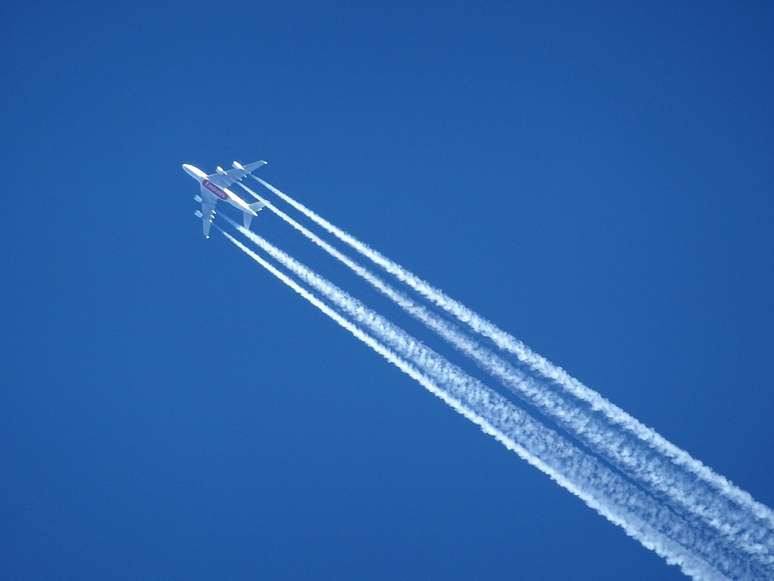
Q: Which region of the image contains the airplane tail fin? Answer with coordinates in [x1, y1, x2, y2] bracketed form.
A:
[243, 202, 264, 230]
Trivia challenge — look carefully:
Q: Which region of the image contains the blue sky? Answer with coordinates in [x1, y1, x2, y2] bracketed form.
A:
[3, 1, 773, 579]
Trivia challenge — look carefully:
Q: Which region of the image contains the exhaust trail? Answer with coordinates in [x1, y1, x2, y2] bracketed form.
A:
[249, 175, 774, 531]
[233, 184, 774, 563]
[222, 225, 768, 580]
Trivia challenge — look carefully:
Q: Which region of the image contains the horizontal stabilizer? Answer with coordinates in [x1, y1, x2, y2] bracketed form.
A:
[243, 212, 254, 230]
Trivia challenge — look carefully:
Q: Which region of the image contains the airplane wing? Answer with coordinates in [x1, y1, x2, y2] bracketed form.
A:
[200, 197, 217, 239]
[207, 160, 267, 189]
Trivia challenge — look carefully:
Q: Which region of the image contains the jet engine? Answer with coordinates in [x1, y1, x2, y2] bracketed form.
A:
[194, 195, 202, 203]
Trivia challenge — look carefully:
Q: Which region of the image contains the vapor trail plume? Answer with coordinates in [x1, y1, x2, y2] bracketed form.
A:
[238, 185, 769, 556]
[236, 182, 774, 562]
[222, 225, 766, 580]
[249, 175, 774, 532]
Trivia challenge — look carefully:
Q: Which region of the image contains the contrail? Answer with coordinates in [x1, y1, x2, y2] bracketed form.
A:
[222, 225, 767, 580]
[233, 184, 774, 563]
[249, 175, 774, 532]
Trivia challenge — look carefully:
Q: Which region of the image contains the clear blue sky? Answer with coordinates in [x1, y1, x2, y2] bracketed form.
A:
[3, 1, 773, 579]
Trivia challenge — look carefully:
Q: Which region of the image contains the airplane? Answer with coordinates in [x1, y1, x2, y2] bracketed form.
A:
[182, 160, 268, 238]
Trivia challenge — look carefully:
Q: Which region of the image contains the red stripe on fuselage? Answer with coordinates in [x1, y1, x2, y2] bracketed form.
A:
[203, 179, 228, 200]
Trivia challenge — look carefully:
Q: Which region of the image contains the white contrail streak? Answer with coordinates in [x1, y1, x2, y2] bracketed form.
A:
[222, 225, 766, 580]
[234, 183, 774, 563]
[250, 176, 774, 532]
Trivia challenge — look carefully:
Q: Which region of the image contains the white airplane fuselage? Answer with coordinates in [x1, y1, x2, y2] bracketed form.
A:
[182, 164, 257, 217]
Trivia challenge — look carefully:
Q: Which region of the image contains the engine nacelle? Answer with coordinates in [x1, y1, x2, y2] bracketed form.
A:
[216, 166, 227, 175]
[194, 210, 203, 218]
[193, 195, 202, 203]
[232, 161, 245, 170]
